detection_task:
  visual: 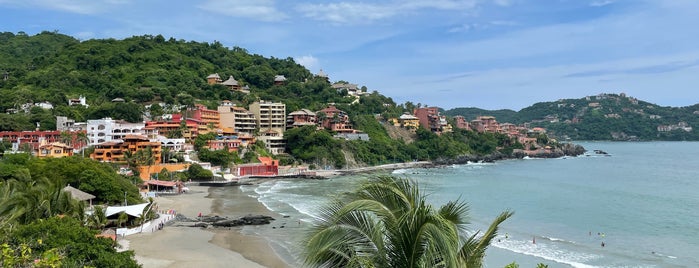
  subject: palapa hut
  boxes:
[63,185,96,207]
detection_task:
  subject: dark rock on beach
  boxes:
[186,214,276,228]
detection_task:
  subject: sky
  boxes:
[2,0,699,111]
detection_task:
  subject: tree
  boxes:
[303,176,512,268]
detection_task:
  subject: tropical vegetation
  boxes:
[303,176,513,268]
[445,93,699,141]
[0,154,146,267]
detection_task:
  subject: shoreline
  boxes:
[122,185,290,268]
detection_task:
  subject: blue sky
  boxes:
[2,0,699,110]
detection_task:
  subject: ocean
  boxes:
[223,142,699,268]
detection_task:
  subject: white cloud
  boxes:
[198,0,287,22]
[296,0,479,24]
[294,55,320,71]
[0,0,130,14]
[590,0,614,7]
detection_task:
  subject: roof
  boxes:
[63,185,95,201]
[206,73,221,79]
[105,203,149,217]
[145,180,177,187]
[316,69,327,78]
[222,76,239,86]
[399,114,418,120]
[274,75,287,82]
[289,109,316,116]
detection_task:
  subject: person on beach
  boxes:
[601,242,605,247]
[532,237,536,244]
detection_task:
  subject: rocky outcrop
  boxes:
[184,214,276,228]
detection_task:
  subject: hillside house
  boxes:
[286,109,317,129]
[317,106,354,133]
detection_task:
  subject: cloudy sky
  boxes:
[2,0,699,110]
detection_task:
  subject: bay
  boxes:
[224,142,699,267]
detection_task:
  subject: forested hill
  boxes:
[445,94,699,141]
[0,31,400,130]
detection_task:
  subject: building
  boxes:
[221,75,242,91]
[413,107,451,133]
[87,118,147,146]
[36,141,73,158]
[68,95,89,108]
[90,135,162,163]
[471,116,500,133]
[249,101,286,134]
[207,138,241,152]
[453,115,471,130]
[274,75,287,85]
[317,106,354,133]
[189,104,220,134]
[206,73,222,85]
[144,114,196,139]
[218,101,257,135]
[257,129,286,155]
[286,109,317,129]
[56,116,87,132]
[398,113,420,129]
[234,157,279,176]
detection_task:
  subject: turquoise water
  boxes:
[230,142,699,267]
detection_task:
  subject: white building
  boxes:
[87,118,147,145]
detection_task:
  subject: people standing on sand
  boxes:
[601,242,605,247]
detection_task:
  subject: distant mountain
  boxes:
[446,93,699,141]
[443,107,518,124]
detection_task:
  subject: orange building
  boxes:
[90,135,162,163]
[145,114,197,139]
[190,104,220,134]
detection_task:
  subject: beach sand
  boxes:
[123,185,291,268]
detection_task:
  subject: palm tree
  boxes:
[59,131,73,146]
[303,176,512,268]
[76,131,89,157]
[87,206,108,230]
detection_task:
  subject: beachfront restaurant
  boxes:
[143,180,184,195]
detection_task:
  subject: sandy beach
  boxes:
[123,185,291,268]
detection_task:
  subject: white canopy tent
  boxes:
[105,203,149,218]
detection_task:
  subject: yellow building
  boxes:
[399,113,420,129]
[36,142,73,158]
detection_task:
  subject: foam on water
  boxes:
[492,237,601,268]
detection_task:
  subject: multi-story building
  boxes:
[471,116,500,133]
[286,109,317,129]
[90,135,162,163]
[56,116,87,132]
[398,113,420,129]
[453,115,471,130]
[257,129,286,155]
[0,130,61,145]
[144,114,197,139]
[87,118,147,146]
[317,106,354,133]
[189,104,220,134]
[218,101,257,135]
[249,101,286,134]
[413,107,451,133]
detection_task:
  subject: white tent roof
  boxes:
[105,203,149,217]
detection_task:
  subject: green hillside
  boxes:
[0,31,557,167]
[446,94,699,141]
